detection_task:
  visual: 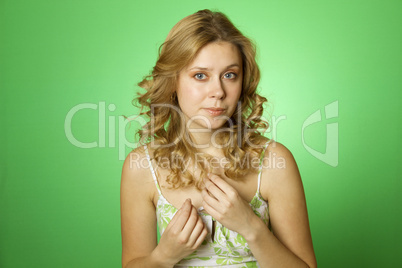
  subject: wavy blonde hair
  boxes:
[135,9,269,190]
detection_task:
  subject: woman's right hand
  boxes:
[152,198,208,267]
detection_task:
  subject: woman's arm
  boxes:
[121,149,208,268]
[120,149,164,268]
[244,142,317,268]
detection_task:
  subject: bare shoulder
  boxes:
[121,145,155,195]
[121,144,159,210]
[122,144,151,184]
[121,144,160,216]
[265,141,298,169]
[260,141,301,198]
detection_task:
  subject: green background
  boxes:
[1,0,401,267]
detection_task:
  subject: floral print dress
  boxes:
[144,143,271,268]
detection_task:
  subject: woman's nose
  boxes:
[209,79,225,99]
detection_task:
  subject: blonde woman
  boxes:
[121,9,316,268]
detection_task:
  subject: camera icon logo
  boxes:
[302,101,339,167]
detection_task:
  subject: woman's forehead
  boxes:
[186,41,242,71]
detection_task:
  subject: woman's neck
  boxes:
[186,128,225,156]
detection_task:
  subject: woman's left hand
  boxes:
[201,173,259,237]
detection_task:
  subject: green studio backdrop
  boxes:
[1,0,401,267]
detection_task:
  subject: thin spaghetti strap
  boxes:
[143,145,162,195]
[257,141,271,194]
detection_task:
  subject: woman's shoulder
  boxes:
[264,140,295,162]
[262,140,299,176]
[123,142,160,167]
[260,141,302,199]
[121,144,156,199]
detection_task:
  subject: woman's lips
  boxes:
[204,108,226,116]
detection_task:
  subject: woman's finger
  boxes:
[180,206,199,241]
[207,174,236,196]
[192,224,208,249]
[202,188,223,213]
[202,198,221,221]
[204,177,226,201]
[169,199,192,233]
[186,216,206,246]
[208,174,240,202]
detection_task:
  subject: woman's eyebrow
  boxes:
[188,64,241,71]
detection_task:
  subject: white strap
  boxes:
[257,142,270,194]
[143,145,162,195]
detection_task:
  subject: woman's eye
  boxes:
[194,73,207,80]
[224,72,237,79]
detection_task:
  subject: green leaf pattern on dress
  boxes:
[157,202,178,232]
[158,191,269,267]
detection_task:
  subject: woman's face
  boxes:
[176,41,243,131]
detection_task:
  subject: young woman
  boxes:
[121,9,316,268]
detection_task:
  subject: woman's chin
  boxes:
[186,119,229,132]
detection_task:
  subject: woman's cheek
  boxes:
[189,88,206,99]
